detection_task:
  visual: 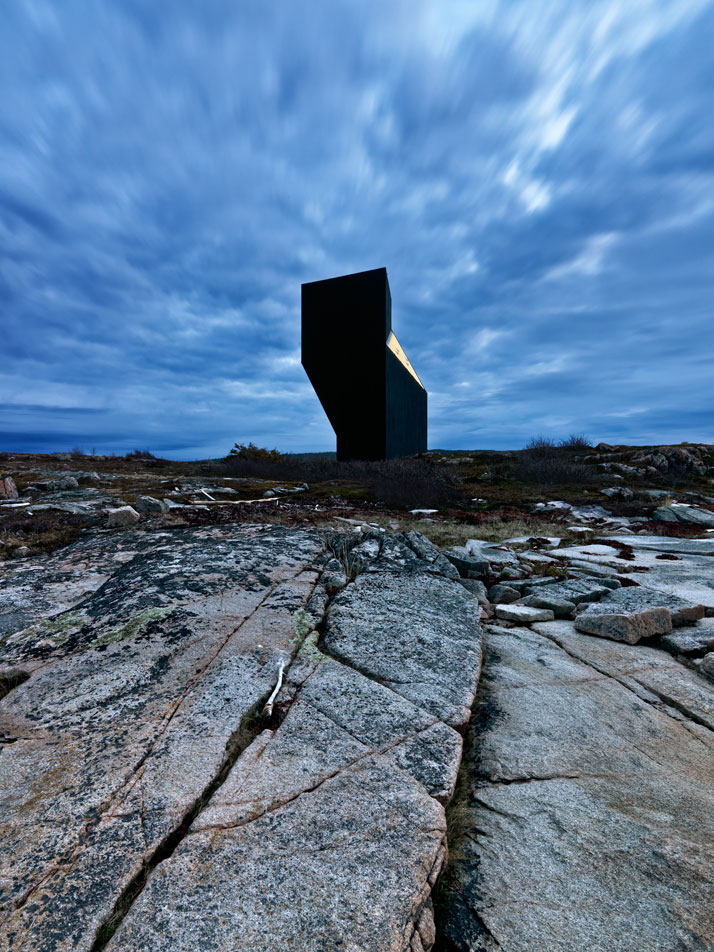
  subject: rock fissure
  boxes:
[112,564,314,805]
[10,559,321,921]
[192,715,444,835]
[88,691,276,952]
[535,626,714,736]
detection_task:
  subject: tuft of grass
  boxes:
[379,515,566,550]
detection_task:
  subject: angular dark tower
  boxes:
[302,267,427,460]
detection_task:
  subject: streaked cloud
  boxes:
[1,0,712,456]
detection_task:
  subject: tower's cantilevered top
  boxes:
[301,267,427,460]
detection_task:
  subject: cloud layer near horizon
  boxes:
[2,0,713,457]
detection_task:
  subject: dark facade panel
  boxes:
[301,267,427,460]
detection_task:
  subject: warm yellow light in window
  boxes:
[387,332,424,389]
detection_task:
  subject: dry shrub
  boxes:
[124,449,157,460]
[558,433,592,449]
[0,509,93,559]
[216,450,460,509]
[514,437,594,486]
[350,458,461,509]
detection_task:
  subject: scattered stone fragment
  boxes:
[502,535,562,548]
[519,593,577,618]
[321,557,348,590]
[403,530,440,563]
[106,505,141,528]
[495,604,555,623]
[574,587,687,643]
[601,486,634,499]
[161,497,184,509]
[30,475,80,492]
[499,565,525,580]
[520,550,557,563]
[458,579,489,604]
[700,653,714,681]
[661,625,714,658]
[488,583,520,604]
[442,547,489,579]
[0,476,19,501]
[428,553,461,581]
[262,483,308,499]
[464,539,519,566]
[588,586,705,627]
[522,578,616,604]
[134,495,164,515]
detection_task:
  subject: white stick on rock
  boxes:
[262,660,285,718]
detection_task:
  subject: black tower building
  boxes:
[301,267,427,460]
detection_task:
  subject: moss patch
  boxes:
[90,606,174,648]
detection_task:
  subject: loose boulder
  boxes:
[573,587,704,644]
[106,505,141,528]
[495,604,555,624]
[0,476,19,501]
[135,495,164,515]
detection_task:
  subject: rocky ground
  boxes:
[1,446,714,950]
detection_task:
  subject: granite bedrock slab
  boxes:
[0,525,483,952]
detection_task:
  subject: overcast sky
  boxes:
[2,0,713,458]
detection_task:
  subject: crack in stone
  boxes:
[11,559,321,920]
[193,718,444,835]
[434,883,504,952]
[473,773,586,787]
[87,692,276,952]
[82,552,345,949]
[533,628,714,738]
[316,638,452,718]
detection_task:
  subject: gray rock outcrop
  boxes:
[0,526,482,951]
[437,621,714,951]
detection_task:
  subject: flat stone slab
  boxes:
[0,524,323,951]
[437,623,714,951]
[575,587,705,643]
[557,538,714,609]
[321,570,483,727]
[495,604,555,624]
[523,577,618,603]
[654,503,714,526]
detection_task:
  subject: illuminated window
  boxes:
[387,332,425,389]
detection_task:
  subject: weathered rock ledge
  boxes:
[3,521,714,950]
[0,525,482,951]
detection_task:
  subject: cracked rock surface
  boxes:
[0,525,482,952]
[436,620,714,951]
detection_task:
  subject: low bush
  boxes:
[227,442,285,463]
[217,447,461,509]
[124,449,157,460]
[514,436,594,486]
[558,433,592,449]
